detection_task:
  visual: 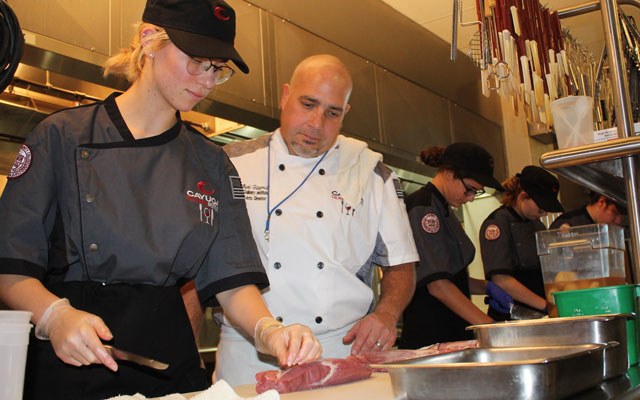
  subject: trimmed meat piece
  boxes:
[360,340,478,366]
[255,356,373,394]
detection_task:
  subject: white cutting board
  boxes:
[233,372,398,400]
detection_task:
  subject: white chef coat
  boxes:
[215,130,418,385]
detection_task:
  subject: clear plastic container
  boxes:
[535,224,626,315]
[550,95,594,149]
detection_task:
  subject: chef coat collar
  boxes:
[95,92,182,148]
[271,128,339,160]
[505,205,526,222]
[426,182,450,217]
[581,206,596,224]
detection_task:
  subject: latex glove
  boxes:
[254,317,322,367]
[35,298,117,371]
[343,311,397,354]
[485,281,513,314]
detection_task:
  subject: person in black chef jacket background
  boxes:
[0,1,320,399]
[550,191,624,229]
[398,143,513,349]
[480,166,563,321]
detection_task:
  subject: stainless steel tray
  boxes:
[467,314,632,380]
[374,344,613,400]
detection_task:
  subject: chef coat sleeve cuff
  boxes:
[197,272,270,307]
[484,269,514,279]
[0,258,45,280]
[418,271,454,287]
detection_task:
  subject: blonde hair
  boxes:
[103,22,170,82]
[500,175,523,207]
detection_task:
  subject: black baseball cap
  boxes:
[142,0,249,73]
[442,142,504,191]
[518,166,564,212]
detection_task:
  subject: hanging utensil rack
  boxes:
[540,0,640,281]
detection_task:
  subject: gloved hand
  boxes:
[35,298,117,371]
[254,317,322,367]
[485,281,513,314]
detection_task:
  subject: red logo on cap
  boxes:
[214,6,230,21]
[488,157,494,168]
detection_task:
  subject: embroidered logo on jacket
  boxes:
[229,176,245,199]
[331,191,355,216]
[485,224,501,240]
[422,213,440,233]
[186,181,218,225]
[8,144,32,179]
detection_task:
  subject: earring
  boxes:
[148,53,153,58]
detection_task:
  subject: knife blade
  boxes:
[509,303,546,320]
[104,345,169,370]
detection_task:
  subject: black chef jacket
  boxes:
[480,206,546,321]
[550,207,594,229]
[0,93,268,399]
[399,183,475,349]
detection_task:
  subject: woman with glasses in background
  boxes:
[479,166,563,321]
[0,1,320,399]
[398,143,512,350]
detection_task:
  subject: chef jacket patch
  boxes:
[421,213,440,233]
[393,178,404,199]
[229,176,245,199]
[485,224,501,240]
[8,144,32,179]
[186,181,218,225]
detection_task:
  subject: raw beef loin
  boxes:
[255,356,373,394]
[360,339,478,366]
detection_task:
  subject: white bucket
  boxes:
[550,95,595,149]
[0,323,32,400]
[0,310,32,324]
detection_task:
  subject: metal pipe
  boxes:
[558,0,640,19]
[600,0,640,281]
[540,136,640,168]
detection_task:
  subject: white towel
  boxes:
[104,380,279,400]
[192,380,279,400]
[336,135,383,208]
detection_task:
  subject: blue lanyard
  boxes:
[264,134,328,241]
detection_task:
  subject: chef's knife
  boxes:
[104,345,169,370]
[509,303,546,320]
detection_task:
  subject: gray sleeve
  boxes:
[0,122,58,279]
[480,212,515,277]
[195,150,268,307]
[409,205,454,286]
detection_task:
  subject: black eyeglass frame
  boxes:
[459,177,486,197]
[186,57,235,84]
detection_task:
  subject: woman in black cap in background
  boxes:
[398,143,513,350]
[480,166,563,321]
[0,1,320,399]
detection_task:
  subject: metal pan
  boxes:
[373,343,614,400]
[467,313,632,379]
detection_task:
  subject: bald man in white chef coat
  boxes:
[190,54,419,386]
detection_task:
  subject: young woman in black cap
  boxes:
[0,1,320,398]
[480,166,564,321]
[398,143,512,349]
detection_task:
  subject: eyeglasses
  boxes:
[186,57,235,85]
[459,178,485,197]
